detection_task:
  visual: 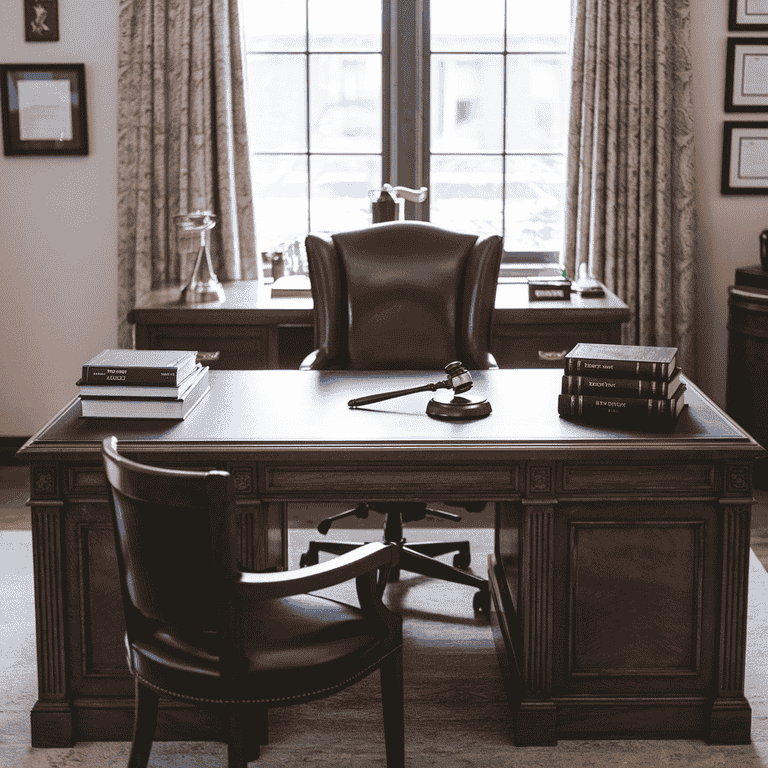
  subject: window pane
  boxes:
[506,55,569,152]
[430,155,503,237]
[243,0,306,52]
[308,0,381,52]
[247,55,307,152]
[309,54,382,153]
[431,0,505,52]
[507,0,570,52]
[431,55,503,153]
[504,155,566,252]
[251,155,309,253]
[310,156,382,234]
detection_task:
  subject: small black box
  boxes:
[527,279,571,301]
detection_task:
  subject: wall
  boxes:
[0,0,118,436]
[0,0,762,436]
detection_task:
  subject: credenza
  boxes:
[17,369,764,748]
[128,280,630,369]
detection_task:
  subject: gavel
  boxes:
[348,361,473,408]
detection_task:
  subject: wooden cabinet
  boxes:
[129,280,629,369]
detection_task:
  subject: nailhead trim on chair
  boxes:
[135,644,403,705]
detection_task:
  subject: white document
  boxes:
[747,0,768,14]
[738,137,768,180]
[742,53,768,97]
[17,80,72,141]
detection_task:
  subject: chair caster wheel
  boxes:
[473,589,490,617]
[299,552,317,568]
[453,552,471,569]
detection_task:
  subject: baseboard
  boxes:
[0,437,29,466]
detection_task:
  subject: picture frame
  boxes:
[0,63,88,156]
[24,0,59,42]
[726,38,768,111]
[721,121,768,194]
[729,0,768,31]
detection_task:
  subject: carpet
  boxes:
[2,528,768,767]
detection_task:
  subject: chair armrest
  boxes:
[235,542,398,601]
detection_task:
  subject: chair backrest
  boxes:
[101,436,236,634]
[305,221,503,370]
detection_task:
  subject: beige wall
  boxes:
[0,0,762,435]
[0,0,118,435]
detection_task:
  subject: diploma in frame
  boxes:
[0,63,88,156]
[722,121,768,194]
[726,38,768,111]
[730,0,768,31]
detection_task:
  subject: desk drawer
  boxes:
[264,464,519,497]
[493,324,619,368]
[561,464,718,494]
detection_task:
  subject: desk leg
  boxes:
[708,500,752,745]
[31,500,75,747]
[515,501,557,746]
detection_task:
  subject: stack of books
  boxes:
[77,349,210,419]
[558,343,686,431]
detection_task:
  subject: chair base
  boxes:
[300,537,490,615]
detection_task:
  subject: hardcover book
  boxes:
[81,349,198,386]
[561,368,682,399]
[564,343,678,381]
[78,365,207,399]
[558,382,687,431]
[79,371,210,419]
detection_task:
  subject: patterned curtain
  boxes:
[117,0,258,348]
[564,0,697,375]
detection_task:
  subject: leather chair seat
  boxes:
[130,594,398,705]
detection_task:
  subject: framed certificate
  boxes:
[722,121,768,194]
[730,0,768,31]
[726,38,768,111]
[0,63,88,156]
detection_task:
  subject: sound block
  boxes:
[426,391,492,420]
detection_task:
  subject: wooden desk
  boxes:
[128,280,630,369]
[17,369,762,747]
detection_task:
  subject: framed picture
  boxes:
[722,121,768,194]
[0,64,88,156]
[24,0,59,42]
[730,0,768,31]
[726,38,768,111]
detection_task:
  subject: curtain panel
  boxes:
[565,0,697,375]
[117,0,257,348]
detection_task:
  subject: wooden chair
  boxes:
[300,221,503,615]
[101,436,404,768]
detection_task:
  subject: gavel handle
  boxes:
[348,380,449,408]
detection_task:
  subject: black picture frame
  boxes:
[0,63,88,156]
[729,0,768,31]
[721,121,768,194]
[24,0,59,42]
[726,38,768,111]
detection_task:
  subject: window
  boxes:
[242,0,571,279]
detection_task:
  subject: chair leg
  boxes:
[226,707,251,768]
[127,678,159,768]
[380,648,405,768]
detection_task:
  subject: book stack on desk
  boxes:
[77,349,210,419]
[558,343,686,431]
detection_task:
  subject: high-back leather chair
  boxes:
[300,221,503,615]
[101,436,404,768]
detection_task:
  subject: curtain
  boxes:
[564,0,697,375]
[117,0,258,348]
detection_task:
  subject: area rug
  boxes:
[2,528,768,767]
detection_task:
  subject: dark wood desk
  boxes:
[17,369,763,747]
[128,280,630,369]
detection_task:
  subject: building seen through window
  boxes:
[242,0,571,279]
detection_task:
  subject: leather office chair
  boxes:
[299,221,503,615]
[101,436,404,768]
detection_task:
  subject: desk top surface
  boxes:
[18,369,763,461]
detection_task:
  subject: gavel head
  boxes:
[444,361,473,394]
